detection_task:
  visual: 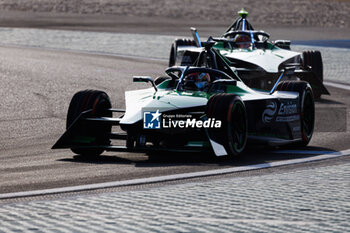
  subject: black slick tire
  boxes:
[67,89,112,157]
[168,38,196,67]
[206,94,248,157]
[276,81,315,146]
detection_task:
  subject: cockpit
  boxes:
[162,67,238,93]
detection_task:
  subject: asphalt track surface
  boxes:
[0,41,349,196]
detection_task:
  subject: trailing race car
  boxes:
[168,9,329,99]
[52,42,315,158]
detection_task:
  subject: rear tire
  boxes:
[67,90,112,156]
[276,81,315,146]
[168,38,196,67]
[206,94,248,157]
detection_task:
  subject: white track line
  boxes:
[269,150,335,155]
[324,81,350,91]
[1,149,349,200]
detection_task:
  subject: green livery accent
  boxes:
[176,90,211,98]
[225,85,248,95]
[157,80,171,89]
[238,8,248,18]
[186,141,210,147]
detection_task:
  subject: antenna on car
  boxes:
[238,8,249,18]
[191,27,202,47]
[223,8,254,36]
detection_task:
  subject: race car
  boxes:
[52,43,315,158]
[168,9,329,99]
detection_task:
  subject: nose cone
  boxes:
[157,92,208,108]
[120,89,209,125]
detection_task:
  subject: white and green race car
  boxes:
[52,43,315,158]
[169,9,329,99]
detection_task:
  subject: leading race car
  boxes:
[169,9,329,99]
[52,42,315,158]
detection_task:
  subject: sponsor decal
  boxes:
[276,102,299,122]
[278,103,298,115]
[143,110,161,129]
[163,118,221,128]
[262,101,299,124]
[143,109,221,129]
[262,101,277,124]
[276,115,300,122]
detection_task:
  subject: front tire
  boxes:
[206,94,248,157]
[67,90,112,157]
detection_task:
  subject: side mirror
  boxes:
[273,40,291,50]
[133,76,158,92]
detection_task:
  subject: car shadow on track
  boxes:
[58,146,337,168]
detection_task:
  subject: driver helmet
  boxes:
[195,73,210,90]
[234,34,251,49]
